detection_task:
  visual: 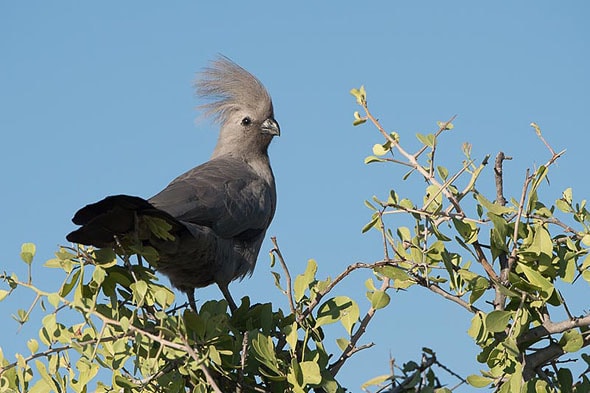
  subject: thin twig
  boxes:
[299,261,385,322]
[494,152,509,206]
[379,208,391,261]
[270,237,295,315]
[416,276,480,314]
[472,241,499,282]
[493,152,510,310]
[329,277,389,376]
[181,335,223,393]
[237,331,249,393]
[509,169,532,272]
[363,107,465,217]
[386,354,436,393]
[414,115,457,159]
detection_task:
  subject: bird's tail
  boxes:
[66,195,181,249]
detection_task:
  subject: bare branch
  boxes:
[414,276,480,314]
[493,151,510,311]
[472,241,499,282]
[523,335,590,381]
[518,313,590,345]
[329,276,389,376]
[270,237,296,315]
[494,152,510,206]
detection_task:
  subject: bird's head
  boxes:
[196,56,280,158]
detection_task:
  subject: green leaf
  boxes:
[114,375,138,389]
[364,155,386,164]
[130,280,148,305]
[562,187,573,204]
[34,360,59,392]
[424,184,442,213]
[353,111,367,125]
[437,166,449,180]
[375,265,410,281]
[316,296,359,335]
[353,118,367,126]
[20,243,36,265]
[364,200,377,211]
[27,338,39,354]
[154,286,174,308]
[518,263,554,295]
[562,256,576,284]
[485,310,512,333]
[399,198,414,210]
[92,266,106,286]
[372,143,390,156]
[416,133,436,147]
[559,329,584,352]
[362,215,379,233]
[370,290,390,310]
[60,269,81,297]
[556,368,573,391]
[555,198,572,213]
[361,374,390,390]
[437,120,454,130]
[350,85,366,105]
[397,226,411,241]
[143,216,175,241]
[294,259,317,302]
[532,225,553,259]
[285,322,298,352]
[452,218,478,244]
[466,374,493,388]
[92,248,117,265]
[336,337,350,352]
[475,193,513,215]
[300,361,322,385]
[0,290,9,302]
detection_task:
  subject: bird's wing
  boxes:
[148,158,275,239]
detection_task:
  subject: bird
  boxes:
[66,56,280,312]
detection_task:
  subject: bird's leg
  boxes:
[187,289,198,313]
[218,283,238,313]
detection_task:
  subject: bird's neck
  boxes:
[245,153,275,186]
[211,150,275,187]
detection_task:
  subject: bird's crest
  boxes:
[196,56,273,124]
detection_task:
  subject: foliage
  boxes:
[351,86,590,392]
[1,86,589,393]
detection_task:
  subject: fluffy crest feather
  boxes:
[196,56,273,124]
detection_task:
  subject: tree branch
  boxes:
[270,237,296,315]
[523,335,590,381]
[328,276,388,376]
[493,151,510,311]
[518,314,590,346]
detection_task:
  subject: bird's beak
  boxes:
[261,118,280,137]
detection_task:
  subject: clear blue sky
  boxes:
[1,2,589,391]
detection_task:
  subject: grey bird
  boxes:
[66,57,280,312]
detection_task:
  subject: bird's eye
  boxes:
[241,117,252,126]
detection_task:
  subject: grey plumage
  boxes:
[66,57,280,311]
